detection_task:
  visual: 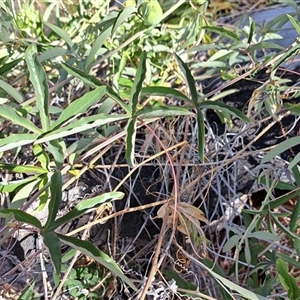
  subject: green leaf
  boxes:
[50,192,124,230]
[196,108,205,162]
[247,17,256,44]
[0,79,23,103]
[163,270,197,291]
[0,134,38,153]
[248,231,280,241]
[47,140,64,169]
[85,25,112,69]
[291,164,300,186]
[57,234,137,291]
[202,25,240,42]
[141,86,192,104]
[277,253,300,270]
[10,178,40,210]
[271,43,300,71]
[284,102,300,116]
[42,231,61,274]
[0,58,23,76]
[223,234,241,252]
[276,258,300,300]
[287,14,300,36]
[25,44,50,131]
[39,47,68,63]
[174,53,198,106]
[192,252,268,299]
[18,280,36,300]
[290,195,300,232]
[261,136,300,164]
[294,239,300,258]
[43,22,78,56]
[268,190,300,211]
[0,209,42,229]
[0,176,40,193]
[35,114,128,144]
[244,238,251,265]
[125,117,137,167]
[33,144,50,170]
[138,0,163,26]
[52,86,106,129]
[0,163,47,174]
[43,171,62,230]
[198,101,250,123]
[136,106,192,118]
[112,5,136,36]
[0,105,42,134]
[247,41,284,52]
[288,152,300,170]
[61,63,130,114]
[271,214,300,240]
[130,51,147,115]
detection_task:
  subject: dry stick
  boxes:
[138,214,169,300]
[66,199,169,236]
[138,120,181,300]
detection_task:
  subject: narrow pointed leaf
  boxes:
[33,144,50,170]
[136,106,192,118]
[261,136,300,164]
[287,14,300,36]
[42,231,61,274]
[290,195,300,232]
[61,63,130,114]
[57,234,137,290]
[50,192,124,230]
[35,114,128,144]
[0,134,38,153]
[174,53,198,105]
[198,101,249,122]
[130,51,147,115]
[0,163,47,174]
[25,44,50,131]
[39,47,68,63]
[190,250,268,300]
[43,171,62,230]
[271,43,300,71]
[0,105,42,134]
[0,176,40,193]
[223,235,241,252]
[0,57,23,76]
[294,239,300,258]
[125,118,137,167]
[47,140,64,169]
[141,86,192,104]
[196,108,205,162]
[112,6,136,35]
[52,86,105,128]
[0,79,23,103]
[85,25,112,69]
[276,258,300,299]
[248,231,280,241]
[277,253,300,270]
[52,86,106,128]
[0,209,42,229]
[44,22,77,55]
[18,280,35,299]
[202,25,240,41]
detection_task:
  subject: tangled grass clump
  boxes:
[0,0,300,299]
